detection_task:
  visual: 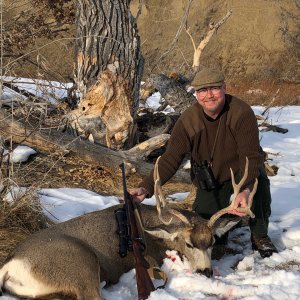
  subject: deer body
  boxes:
[0,203,234,300]
[0,157,256,299]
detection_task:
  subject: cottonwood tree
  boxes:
[68,0,144,150]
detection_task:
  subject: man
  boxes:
[130,67,277,258]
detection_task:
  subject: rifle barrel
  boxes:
[120,162,155,299]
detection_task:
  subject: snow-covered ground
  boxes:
[1,77,72,104]
[1,83,299,299]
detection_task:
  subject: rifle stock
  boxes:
[133,243,156,299]
[120,162,155,300]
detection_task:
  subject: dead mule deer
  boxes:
[0,157,257,299]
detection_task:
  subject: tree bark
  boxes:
[69,0,143,150]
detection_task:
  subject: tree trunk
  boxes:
[69,0,143,150]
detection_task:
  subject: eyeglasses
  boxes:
[196,86,223,98]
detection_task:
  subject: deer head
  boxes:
[145,156,257,277]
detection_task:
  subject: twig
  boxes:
[259,122,288,134]
[150,0,193,72]
[264,150,281,157]
[135,0,143,21]
[185,27,196,51]
[262,88,280,116]
[3,35,123,70]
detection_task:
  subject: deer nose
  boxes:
[197,268,213,277]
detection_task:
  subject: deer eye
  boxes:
[186,242,194,249]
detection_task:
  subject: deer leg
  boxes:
[76,289,102,300]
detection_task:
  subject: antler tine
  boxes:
[154,156,167,208]
[248,178,258,208]
[237,177,258,218]
[230,156,249,202]
[153,157,191,226]
[207,157,257,229]
[154,156,173,225]
[167,208,191,226]
[207,207,230,229]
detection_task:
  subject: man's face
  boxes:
[195,85,226,117]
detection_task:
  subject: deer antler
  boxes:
[154,156,191,226]
[207,157,258,229]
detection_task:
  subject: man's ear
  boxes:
[222,83,226,93]
[213,217,240,237]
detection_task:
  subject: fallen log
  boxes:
[140,74,195,113]
[259,122,288,134]
[136,111,179,140]
[124,134,171,160]
[0,110,191,184]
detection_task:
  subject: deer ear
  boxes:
[213,217,241,237]
[184,235,193,247]
[145,229,179,241]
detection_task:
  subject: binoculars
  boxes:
[192,159,219,190]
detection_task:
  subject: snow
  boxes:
[1,84,300,300]
[38,188,120,222]
[3,145,36,163]
[0,77,72,104]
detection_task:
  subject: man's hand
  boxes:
[129,187,149,203]
[227,188,251,217]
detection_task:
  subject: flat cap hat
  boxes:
[191,67,225,90]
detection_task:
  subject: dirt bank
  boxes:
[4,0,300,105]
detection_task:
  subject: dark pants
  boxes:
[192,168,271,237]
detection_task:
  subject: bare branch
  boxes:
[262,88,281,116]
[124,134,170,160]
[185,27,196,51]
[135,0,143,21]
[193,10,232,70]
[151,0,193,72]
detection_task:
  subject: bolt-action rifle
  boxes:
[119,162,155,300]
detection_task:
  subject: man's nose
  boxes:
[207,89,214,97]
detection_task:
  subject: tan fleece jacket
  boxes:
[139,94,265,196]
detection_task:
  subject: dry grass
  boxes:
[275,261,300,271]
[0,187,52,265]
